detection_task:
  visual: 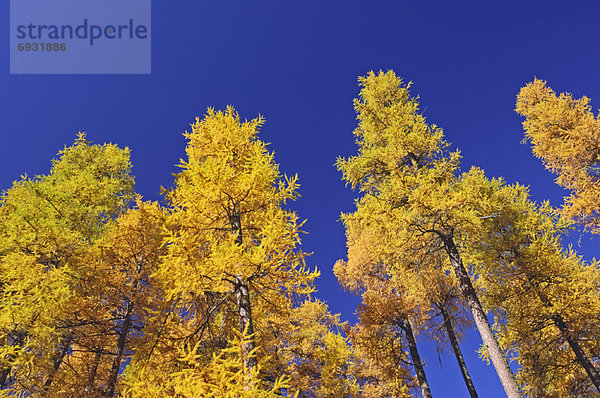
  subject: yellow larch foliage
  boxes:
[157,106,317,300]
[277,299,359,398]
[0,134,135,396]
[334,200,428,396]
[516,79,600,233]
[126,107,325,395]
[123,329,292,398]
[46,200,168,398]
[463,180,600,396]
[337,70,521,397]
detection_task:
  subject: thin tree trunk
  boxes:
[0,329,28,388]
[106,257,144,397]
[230,206,257,371]
[441,233,521,398]
[439,304,478,398]
[0,368,10,388]
[535,285,600,393]
[42,334,72,393]
[553,314,600,393]
[105,300,134,397]
[236,276,257,370]
[85,347,102,395]
[399,317,432,398]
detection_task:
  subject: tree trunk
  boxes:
[85,347,102,395]
[0,368,10,388]
[106,257,144,397]
[42,334,72,393]
[535,285,600,393]
[230,206,257,371]
[441,233,521,398]
[399,317,432,398]
[236,276,257,370]
[0,329,28,388]
[553,314,600,393]
[440,304,478,398]
[105,299,135,397]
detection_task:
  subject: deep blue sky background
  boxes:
[2,1,600,396]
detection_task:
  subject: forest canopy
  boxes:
[0,72,599,397]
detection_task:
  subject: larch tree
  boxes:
[335,198,477,398]
[124,107,345,397]
[26,200,168,398]
[514,79,600,393]
[334,218,430,397]
[417,253,478,398]
[349,316,413,398]
[101,201,168,397]
[336,70,522,397]
[0,134,135,396]
[516,79,600,234]
[277,299,359,398]
[52,200,168,398]
[462,178,600,396]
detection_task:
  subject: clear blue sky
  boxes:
[2,1,600,396]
